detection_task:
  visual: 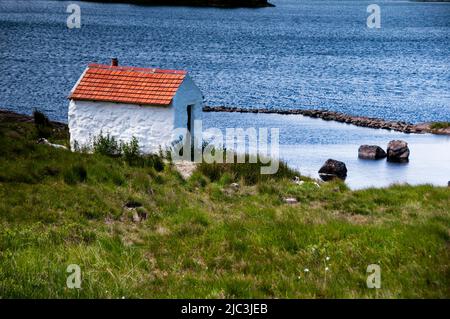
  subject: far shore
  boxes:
[76,0,275,8]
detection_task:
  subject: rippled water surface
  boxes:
[0,0,449,122]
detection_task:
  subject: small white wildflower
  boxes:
[297,276,301,279]
[325,267,329,272]
[121,296,125,299]
[304,268,309,273]
[326,256,330,261]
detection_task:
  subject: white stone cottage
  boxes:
[68,59,203,153]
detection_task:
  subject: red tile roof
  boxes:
[69,63,187,106]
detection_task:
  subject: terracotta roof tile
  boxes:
[69,63,187,106]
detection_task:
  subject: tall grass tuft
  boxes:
[63,164,87,184]
[121,136,140,165]
[196,153,299,185]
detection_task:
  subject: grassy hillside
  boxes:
[0,112,449,298]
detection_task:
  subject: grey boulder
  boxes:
[387,140,410,162]
[358,145,387,160]
[318,159,347,181]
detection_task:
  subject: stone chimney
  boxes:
[111,58,118,67]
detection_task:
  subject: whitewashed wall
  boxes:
[68,100,174,153]
[172,75,204,141]
[68,74,203,154]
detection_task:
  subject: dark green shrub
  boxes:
[122,138,164,170]
[219,172,234,185]
[33,109,50,126]
[73,164,87,182]
[93,134,121,157]
[148,155,165,171]
[33,109,52,138]
[121,137,140,165]
[91,135,165,171]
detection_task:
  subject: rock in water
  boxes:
[387,140,410,162]
[318,159,347,181]
[358,145,387,160]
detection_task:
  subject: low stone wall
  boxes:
[203,106,450,135]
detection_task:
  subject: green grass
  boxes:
[0,118,449,298]
[196,153,300,185]
[430,122,450,130]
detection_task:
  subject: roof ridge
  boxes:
[88,63,187,75]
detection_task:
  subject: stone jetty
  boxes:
[203,106,450,135]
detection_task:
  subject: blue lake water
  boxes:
[203,112,450,189]
[0,0,449,122]
[1,0,450,188]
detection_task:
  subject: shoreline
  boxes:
[0,109,67,130]
[2,108,450,189]
[203,106,450,136]
[2,107,450,136]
